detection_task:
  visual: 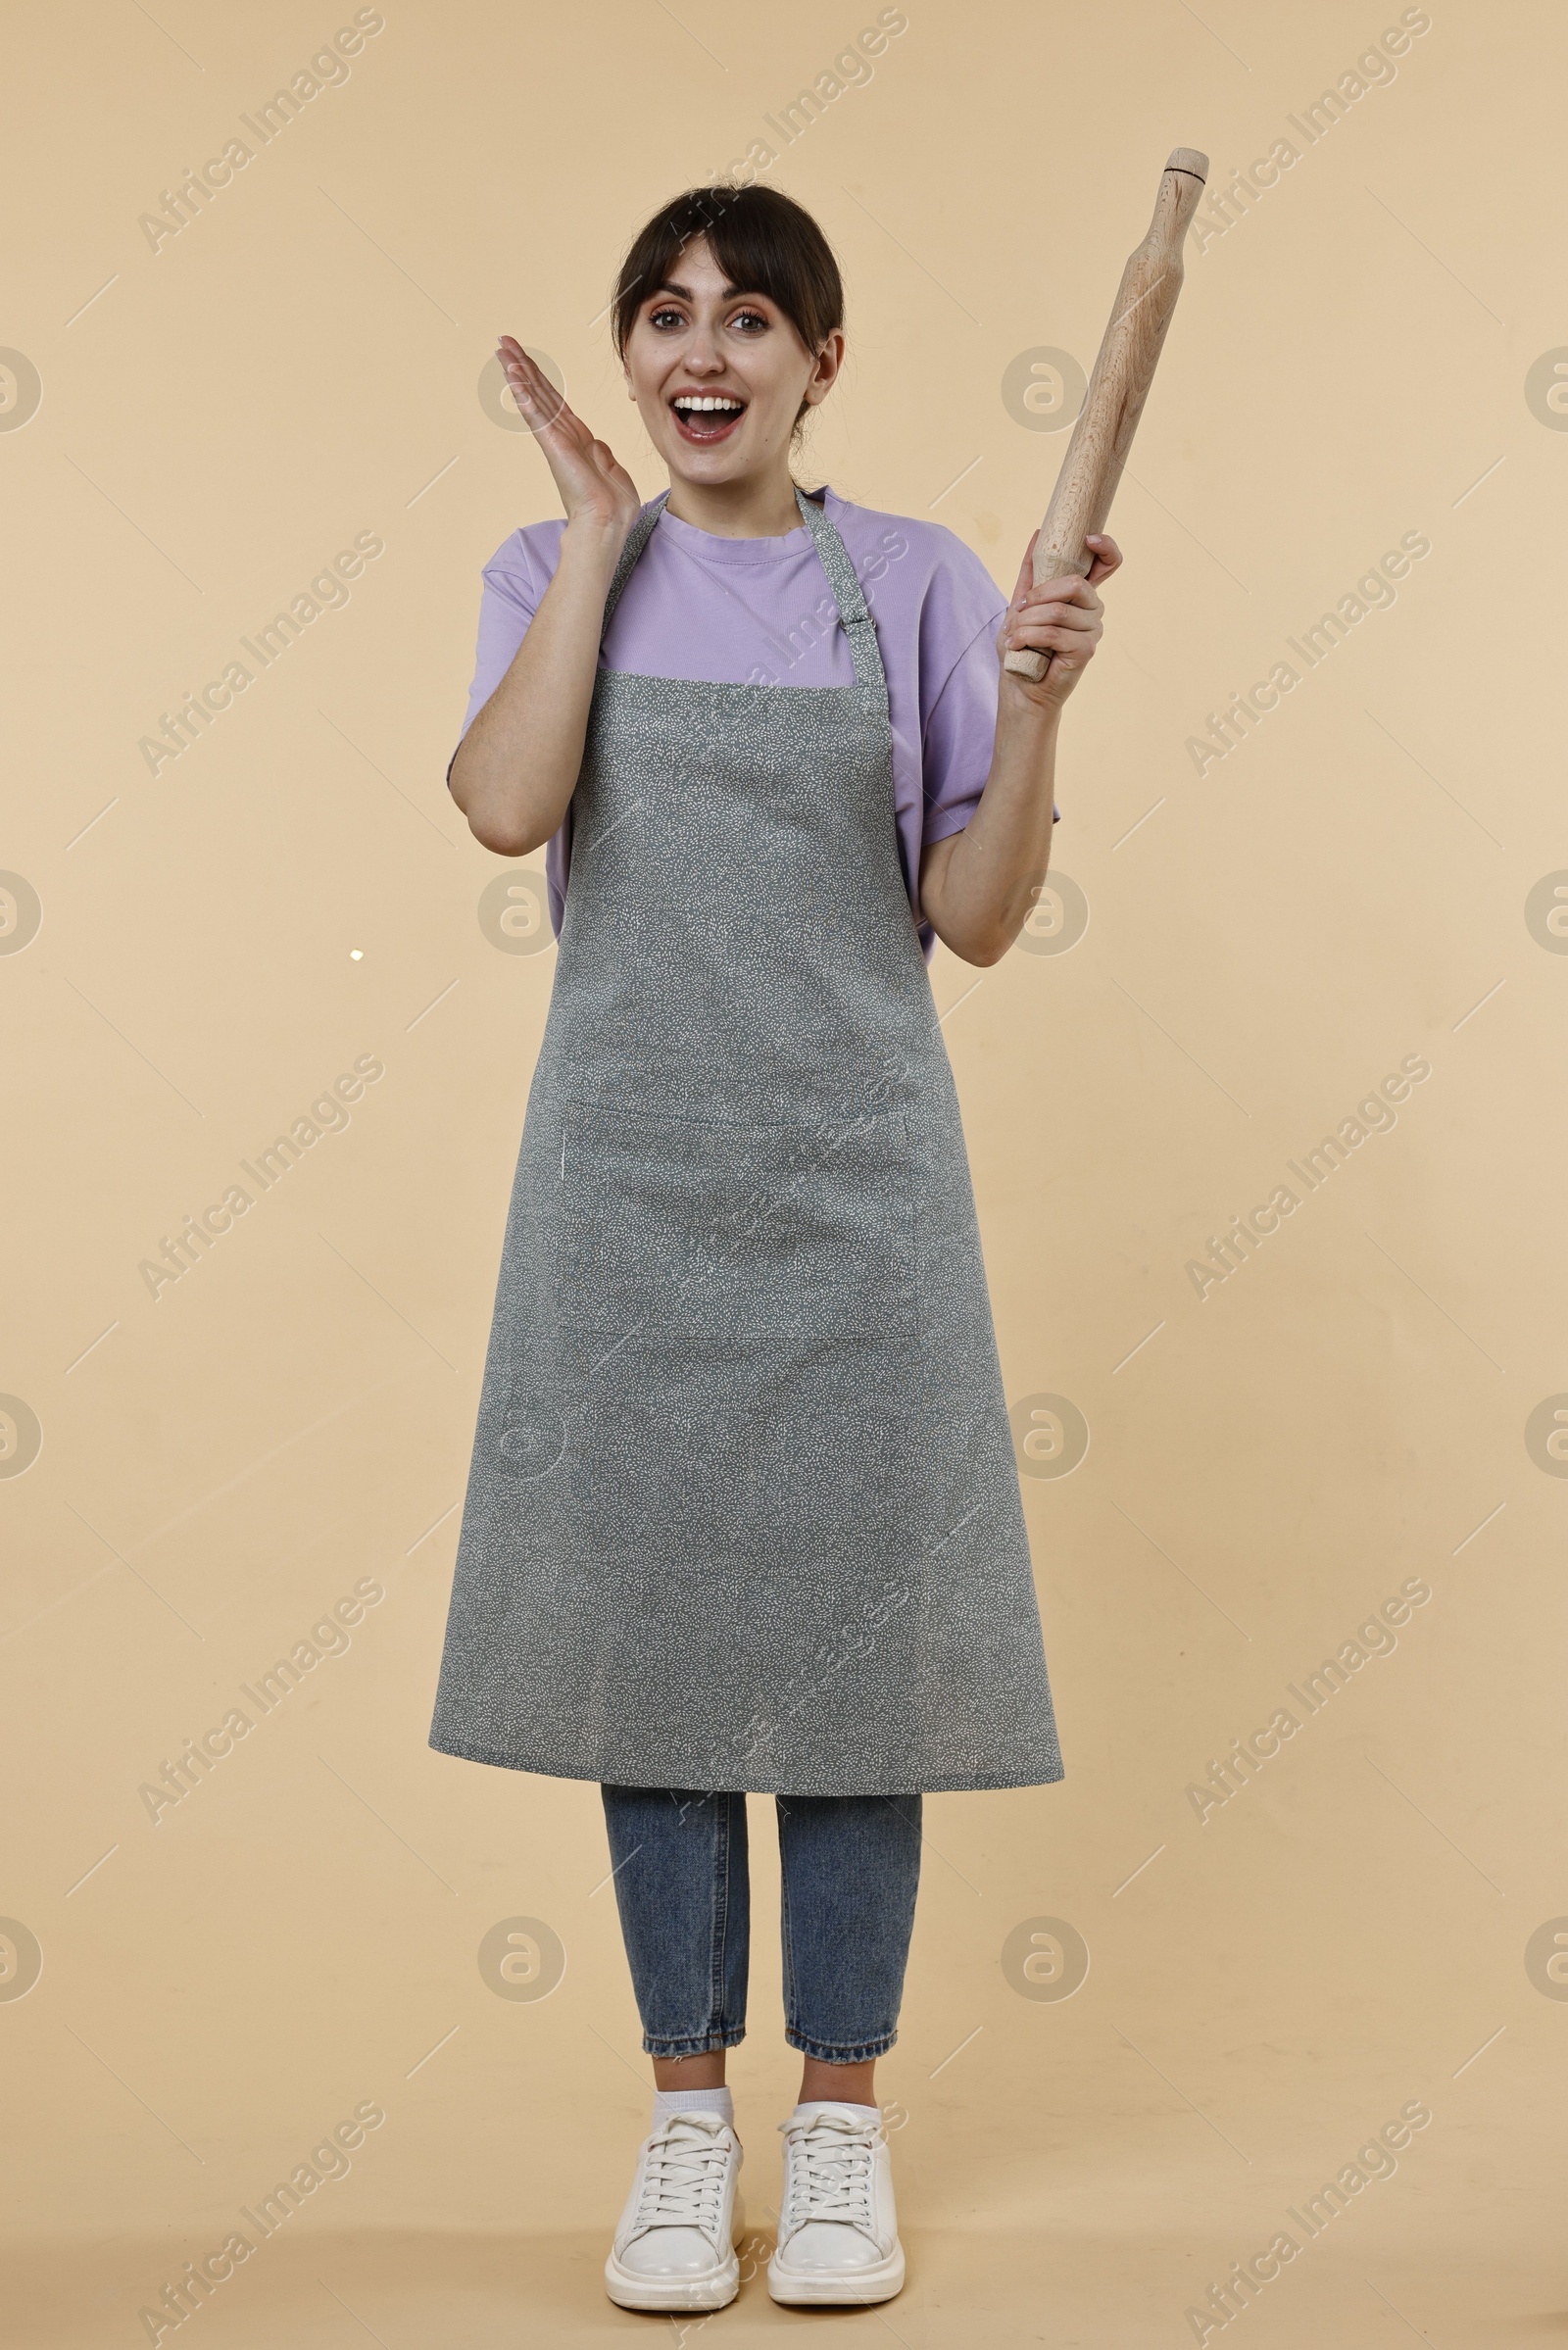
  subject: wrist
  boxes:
[560,514,630,573]
[997,673,1063,733]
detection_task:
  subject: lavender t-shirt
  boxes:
[452,484,1057,962]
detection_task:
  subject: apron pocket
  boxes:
[557,1102,917,1356]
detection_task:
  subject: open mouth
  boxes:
[669,392,747,445]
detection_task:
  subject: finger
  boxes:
[1006,619,1102,658]
[1020,602,1100,638]
[1083,532,1124,586]
[497,336,555,394]
[1022,584,1100,621]
[498,333,556,382]
[497,338,571,432]
[1023,572,1101,611]
[1005,643,1097,673]
[500,367,567,433]
[1024,601,1100,639]
[497,349,563,413]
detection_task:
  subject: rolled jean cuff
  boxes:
[783,2026,899,2063]
[642,2026,747,2059]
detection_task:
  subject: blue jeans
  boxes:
[600,1787,922,2065]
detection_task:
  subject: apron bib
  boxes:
[429,487,1062,1795]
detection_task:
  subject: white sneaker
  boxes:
[604,2110,745,2312]
[767,2103,905,2305]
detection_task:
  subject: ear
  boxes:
[803,329,845,410]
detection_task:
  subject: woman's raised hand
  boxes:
[496,334,642,544]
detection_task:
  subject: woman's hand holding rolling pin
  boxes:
[495,335,642,548]
[998,529,1123,711]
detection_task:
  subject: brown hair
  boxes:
[612,185,844,426]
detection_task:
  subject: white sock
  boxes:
[653,2084,734,2130]
[795,2099,880,2123]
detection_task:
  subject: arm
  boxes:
[917,531,1122,966]
[449,339,642,857]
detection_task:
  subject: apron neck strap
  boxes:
[792,485,888,705]
[600,491,671,635]
[598,484,889,710]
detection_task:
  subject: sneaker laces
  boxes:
[779,2111,878,2233]
[631,2113,732,2237]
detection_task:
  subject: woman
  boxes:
[428,183,1119,2313]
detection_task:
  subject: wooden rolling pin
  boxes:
[1005,147,1208,681]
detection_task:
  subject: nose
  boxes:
[682,319,725,375]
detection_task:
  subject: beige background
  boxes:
[5,0,1566,2341]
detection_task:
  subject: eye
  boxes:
[648,305,686,330]
[729,308,769,333]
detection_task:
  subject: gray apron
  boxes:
[428,486,1062,1796]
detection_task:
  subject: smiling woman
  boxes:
[611,185,846,465]
[428,180,1114,2317]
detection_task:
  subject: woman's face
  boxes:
[622,234,842,491]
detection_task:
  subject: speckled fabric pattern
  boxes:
[428,486,1062,1795]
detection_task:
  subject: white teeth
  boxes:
[673,396,743,413]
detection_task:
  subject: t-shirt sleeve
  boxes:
[919,560,1060,844]
[446,536,546,786]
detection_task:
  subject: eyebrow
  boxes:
[650,280,766,306]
